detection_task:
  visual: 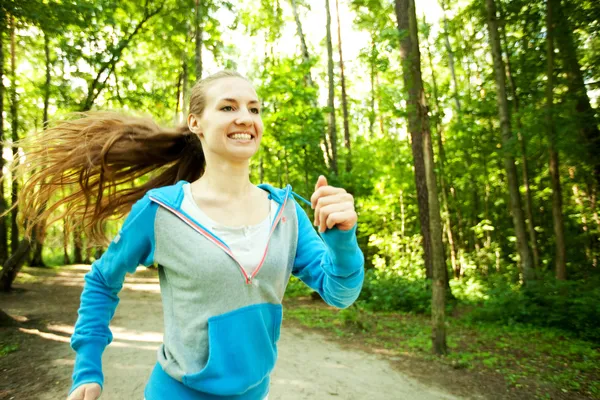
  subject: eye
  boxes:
[221,105,234,111]
[250,107,260,114]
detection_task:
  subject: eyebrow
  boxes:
[219,98,261,105]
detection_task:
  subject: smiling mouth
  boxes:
[227,132,254,140]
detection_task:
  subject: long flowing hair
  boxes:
[5,70,246,245]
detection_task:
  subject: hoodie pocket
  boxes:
[182,303,283,396]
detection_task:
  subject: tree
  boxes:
[546,0,567,279]
[9,15,19,257]
[195,0,203,80]
[554,0,600,187]
[484,0,534,283]
[325,0,338,175]
[335,0,351,172]
[499,5,540,269]
[396,0,447,355]
[0,7,9,264]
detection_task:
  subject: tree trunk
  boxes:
[289,0,329,167]
[0,13,8,265]
[9,16,18,256]
[439,0,461,113]
[484,0,535,283]
[195,0,203,81]
[424,26,459,280]
[63,222,70,265]
[546,0,566,280]
[175,70,183,123]
[588,182,599,268]
[30,35,51,268]
[335,0,351,172]
[499,11,540,270]
[182,55,189,116]
[289,0,314,87]
[396,0,447,355]
[554,0,600,187]
[325,0,338,175]
[73,227,83,264]
[0,239,32,292]
[369,41,376,138]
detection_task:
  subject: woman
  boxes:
[13,70,364,400]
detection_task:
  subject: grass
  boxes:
[283,278,600,400]
[0,343,19,357]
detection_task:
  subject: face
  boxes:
[188,77,264,163]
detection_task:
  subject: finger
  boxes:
[314,175,327,192]
[67,387,84,400]
[314,194,353,226]
[318,203,350,232]
[311,186,346,209]
[325,210,357,230]
[83,386,101,400]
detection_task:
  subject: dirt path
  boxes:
[1,266,466,400]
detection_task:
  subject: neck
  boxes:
[192,160,253,199]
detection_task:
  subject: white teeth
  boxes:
[229,133,252,140]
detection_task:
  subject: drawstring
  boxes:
[291,190,312,208]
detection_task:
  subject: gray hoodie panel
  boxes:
[153,197,298,381]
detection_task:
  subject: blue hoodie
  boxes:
[69,181,364,399]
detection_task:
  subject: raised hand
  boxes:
[310,175,357,233]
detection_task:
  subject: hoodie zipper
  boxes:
[149,186,290,285]
[247,187,290,282]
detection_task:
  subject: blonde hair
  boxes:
[7,70,249,245]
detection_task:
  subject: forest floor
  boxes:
[0,266,596,400]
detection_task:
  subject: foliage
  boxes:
[467,272,600,342]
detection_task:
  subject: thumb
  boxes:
[315,175,328,191]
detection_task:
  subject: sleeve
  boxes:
[292,200,365,309]
[68,195,157,396]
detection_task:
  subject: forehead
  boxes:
[205,77,259,104]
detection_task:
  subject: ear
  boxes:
[187,114,203,136]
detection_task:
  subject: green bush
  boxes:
[359,269,432,313]
[468,273,600,343]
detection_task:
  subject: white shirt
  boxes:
[180,183,278,275]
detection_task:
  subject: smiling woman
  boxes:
[6,70,364,400]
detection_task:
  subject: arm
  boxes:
[69,195,157,395]
[292,199,364,309]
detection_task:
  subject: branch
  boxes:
[82,2,164,110]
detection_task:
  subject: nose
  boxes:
[235,108,254,127]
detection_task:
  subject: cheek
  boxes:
[256,120,265,136]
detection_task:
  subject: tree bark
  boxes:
[499,11,540,270]
[289,0,314,87]
[335,0,351,172]
[182,54,189,117]
[63,223,70,265]
[195,0,203,81]
[9,15,18,256]
[546,0,567,280]
[484,0,535,283]
[425,27,459,280]
[396,0,447,355]
[0,238,31,292]
[369,41,376,138]
[439,0,461,113]
[0,13,8,265]
[554,0,600,187]
[73,226,83,264]
[31,35,53,267]
[289,0,329,167]
[325,0,338,175]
